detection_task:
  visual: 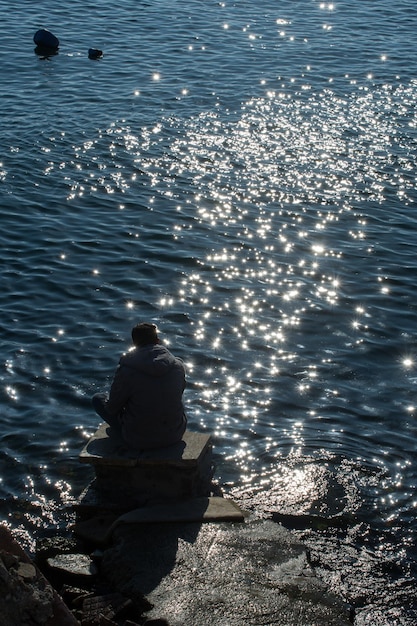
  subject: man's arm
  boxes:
[105,363,131,417]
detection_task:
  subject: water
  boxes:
[1,0,417,622]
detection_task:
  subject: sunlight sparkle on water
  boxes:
[6,386,18,401]
[312,244,325,255]
[56,76,417,515]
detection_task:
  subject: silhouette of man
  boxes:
[92,323,187,449]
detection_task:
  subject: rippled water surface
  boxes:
[1,0,417,622]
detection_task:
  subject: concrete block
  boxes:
[74,497,245,545]
[80,423,212,467]
[79,425,213,501]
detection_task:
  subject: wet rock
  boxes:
[88,48,103,59]
[0,525,79,625]
[100,518,352,625]
[36,533,87,567]
[46,553,98,588]
[33,29,59,50]
[1,550,19,569]
[16,561,37,581]
[61,583,94,607]
[272,511,357,532]
[81,592,134,624]
[0,549,55,625]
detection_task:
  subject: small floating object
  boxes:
[33,29,60,51]
[88,48,103,60]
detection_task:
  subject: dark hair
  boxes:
[131,322,159,346]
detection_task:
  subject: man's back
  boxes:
[106,343,187,449]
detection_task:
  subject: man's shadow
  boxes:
[81,424,211,594]
[107,518,203,595]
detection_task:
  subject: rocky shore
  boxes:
[0,426,355,625]
[1,498,353,626]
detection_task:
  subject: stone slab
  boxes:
[74,497,245,545]
[79,423,212,468]
[46,553,98,579]
[116,496,244,524]
[79,426,214,502]
[100,518,352,626]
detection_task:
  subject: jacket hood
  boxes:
[120,344,179,377]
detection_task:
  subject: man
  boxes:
[92,323,187,450]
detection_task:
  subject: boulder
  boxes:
[33,29,59,51]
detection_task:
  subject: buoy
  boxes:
[33,29,59,51]
[88,48,103,60]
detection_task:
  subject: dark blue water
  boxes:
[1,1,417,622]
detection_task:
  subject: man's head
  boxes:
[131,322,159,347]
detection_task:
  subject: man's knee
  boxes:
[92,392,107,415]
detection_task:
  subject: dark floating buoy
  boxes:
[88,48,103,60]
[33,29,60,51]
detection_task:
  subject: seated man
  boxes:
[92,323,187,450]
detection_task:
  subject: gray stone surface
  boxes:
[0,549,54,625]
[110,496,245,524]
[79,426,214,501]
[80,424,212,468]
[0,525,79,626]
[74,497,245,545]
[46,553,98,579]
[100,518,352,626]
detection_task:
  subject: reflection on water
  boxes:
[1,0,417,620]
[229,453,415,622]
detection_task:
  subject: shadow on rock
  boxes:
[101,521,201,597]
